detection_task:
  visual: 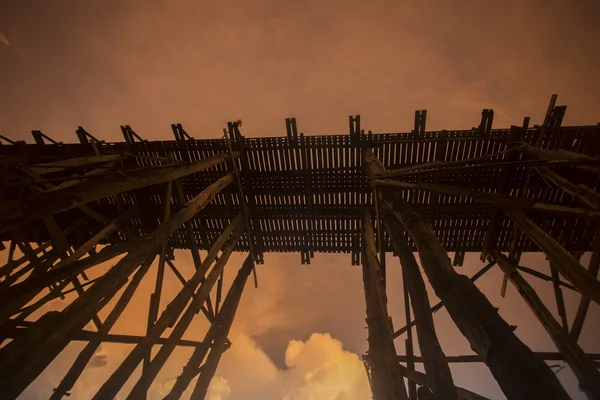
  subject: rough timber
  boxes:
[1,99,600,400]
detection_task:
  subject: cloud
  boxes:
[215,333,371,400]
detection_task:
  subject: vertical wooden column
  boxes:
[493,251,600,400]
[380,200,457,400]
[361,209,408,400]
[364,149,570,400]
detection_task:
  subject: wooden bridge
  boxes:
[1,96,600,399]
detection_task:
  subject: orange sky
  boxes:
[1,1,599,399]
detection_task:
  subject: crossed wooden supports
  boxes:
[0,136,257,399]
[362,146,600,400]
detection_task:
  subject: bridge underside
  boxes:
[1,97,600,399]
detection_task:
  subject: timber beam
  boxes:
[0,173,235,400]
[361,209,408,400]
[492,251,600,399]
[365,149,571,400]
[0,151,237,232]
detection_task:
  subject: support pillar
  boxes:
[493,251,600,400]
[164,254,253,399]
[380,199,457,400]
[361,209,408,400]
[365,149,570,400]
[0,173,235,400]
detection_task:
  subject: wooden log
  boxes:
[126,239,248,398]
[361,209,408,400]
[537,166,600,210]
[393,262,496,338]
[397,365,490,400]
[0,174,234,399]
[380,199,457,400]
[493,251,600,400]
[377,143,529,178]
[92,216,244,400]
[143,180,173,375]
[506,209,600,305]
[571,227,600,341]
[164,255,253,399]
[0,152,236,231]
[49,253,156,400]
[364,149,570,400]
[373,179,600,218]
[188,255,253,399]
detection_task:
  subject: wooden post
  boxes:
[188,254,254,399]
[0,151,237,231]
[380,199,457,400]
[364,149,570,400]
[493,251,600,400]
[92,217,244,399]
[126,236,248,398]
[361,209,408,400]
[164,254,253,399]
[0,174,234,400]
[49,253,156,400]
[506,209,600,305]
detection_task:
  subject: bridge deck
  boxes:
[2,120,599,265]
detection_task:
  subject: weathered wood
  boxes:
[373,179,600,218]
[28,154,126,175]
[571,226,600,341]
[537,166,600,210]
[188,254,253,399]
[506,209,600,305]
[380,198,457,400]
[126,236,247,398]
[394,352,600,364]
[164,254,252,399]
[365,149,570,400]
[49,253,156,400]
[143,179,173,377]
[393,262,496,338]
[0,152,236,230]
[524,145,600,174]
[397,365,490,400]
[92,216,244,400]
[378,143,529,178]
[493,251,600,400]
[361,209,408,400]
[0,174,234,399]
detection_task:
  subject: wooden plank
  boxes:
[493,251,600,400]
